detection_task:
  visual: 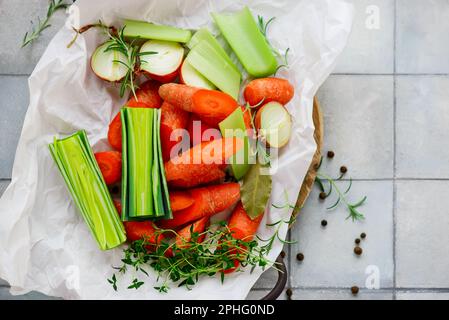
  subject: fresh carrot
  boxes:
[175,217,209,248]
[158,183,240,229]
[159,83,199,112]
[108,113,123,151]
[160,101,190,161]
[94,151,122,185]
[170,191,195,212]
[244,77,294,106]
[164,138,243,188]
[192,89,239,127]
[126,80,162,109]
[188,114,222,146]
[228,201,264,241]
[241,106,253,131]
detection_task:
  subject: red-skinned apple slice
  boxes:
[91,41,128,82]
[180,60,216,90]
[139,40,184,83]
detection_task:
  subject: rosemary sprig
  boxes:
[257,215,297,254]
[22,0,70,48]
[315,157,367,222]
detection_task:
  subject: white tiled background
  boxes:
[1,0,449,300]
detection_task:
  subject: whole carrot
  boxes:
[244,77,294,106]
[160,101,190,161]
[192,89,239,127]
[158,183,241,229]
[187,114,222,147]
[169,191,195,212]
[159,83,200,112]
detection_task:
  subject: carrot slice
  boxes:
[159,83,200,112]
[170,191,195,212]
[94,151,122,185]
[175,217,209,248]
[160,101,190,161]
[108,113,123,151]
[158,183,240,229]
[192,89,239,127]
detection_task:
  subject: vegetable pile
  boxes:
[51,6,298,292]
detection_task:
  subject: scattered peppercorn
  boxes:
[319,192,327,200]
[296,253,304,261]
[354,247,363,256]
[286,288,293,297]
[321,220,328,227]
[361,232,366,239]
[327,151,335,159]
[351,286,359,295]
[280,251,286,259]
[340,166,348,174]
[355,238,361,245]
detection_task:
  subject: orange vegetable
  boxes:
[244,77,294,106]
[192,89,239,127]
[158,183,240,229]
[94,151,122,185]
[160,101,190,161]
[175,217,209,248]
[228,201,264,241]
[187,114,222,146]
[164,138,243,188]
[170,191,195,212]
[158,83,199,112]
[126,80,162,109]
[108,114,123,151]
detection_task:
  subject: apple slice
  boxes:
[91,41,128,82]
[139,40,184,83]
[180,60,216,90]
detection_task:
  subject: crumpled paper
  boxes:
[0,0,353,300]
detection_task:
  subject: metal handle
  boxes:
[260,254,288,300]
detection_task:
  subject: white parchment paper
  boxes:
[0,0,353,299]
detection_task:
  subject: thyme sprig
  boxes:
[108,221,279,293]
[257,215,297,254]
[315,157,367,222]
[22,0,70,47]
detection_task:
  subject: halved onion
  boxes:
[255,102,292,148]
[90,41,128,82]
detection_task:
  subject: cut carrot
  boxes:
[94,151,122,185]
[192,89,239,127]
[164,138,243,188]
[159,83,199,112]
[241,106,253,131]
[170,191,195,211]
[244,77,294,106]
[228,201,264,241]
[160,101,190,161]
[158,183,240,229]
[188,114,222,146]
[175,217,209,248]
[108,113,123,151]
[126,80,162,109]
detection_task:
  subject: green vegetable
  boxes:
[219,108,252,180]
[241,161,272,219]
[123,19,192,43]
[186,40,241,99]
[187,28,239,73]
[121,108,171,221]
[49,130,126,250]
[212,7,278,77]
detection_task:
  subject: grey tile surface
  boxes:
[317,75,394,179]
[396,181,449,288]
[0,76,30,179]
[396,76,449,178]
[291,289,393,300]
[396,291,449,300]
[397,0,449,74]
[334,0,394,74]
[290,181,394,288]
[0,287,54,300]
[0,0,67,74]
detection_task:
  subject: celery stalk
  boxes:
[186,40,241,99]
[219,108,252,180]
[123,19,192,43]
[156,110,172,220]
[187,28,239,73]
[49,131,126,250]
[212,7,278,77]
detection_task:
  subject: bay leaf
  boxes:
[241,161,272,220]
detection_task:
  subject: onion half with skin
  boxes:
[91,41,128,82]
[255,102,292,148]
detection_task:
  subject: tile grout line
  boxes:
[331,73,449,76]
[392,0,398,301]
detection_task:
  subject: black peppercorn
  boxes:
[286,288,293,297]
[319,192,327,200]
[354,247,363,256]
[280,251,286,259]
[340,166,348,174]
[361,233,366,239]
[355,238,361,245]
[351,286,359,295]
[296,253,304,261]
[321,220,328,227]
[327,151,335,158]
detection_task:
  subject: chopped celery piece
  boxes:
[186,40,241,99]
[156,110,172,220]
[187,28,239,73]
[212,7,278,77]
[123,19,192,43]
[49,130,126,250]
[219,108,252,180]
[121,108,171,221]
